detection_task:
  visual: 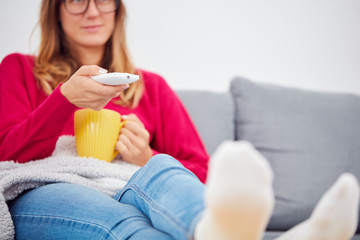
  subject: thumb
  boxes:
[75,65,108,77]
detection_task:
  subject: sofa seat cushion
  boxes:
[230,77,360,231]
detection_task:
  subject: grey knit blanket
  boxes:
[0,136,140,240]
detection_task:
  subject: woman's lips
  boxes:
[83,25,103,32]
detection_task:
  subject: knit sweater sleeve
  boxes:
[147,73,209,183]
[0,53,78,162]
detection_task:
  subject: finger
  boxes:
[122,128,150,155]
[117,135,134,160]
[122,114,145,128]
[116,141,130,159]
[122,122,150,144]
[95,84,129,97]
[111,84,130,94]
[121,127,140,145]
[118,133,134,150]
[122,121,142,135]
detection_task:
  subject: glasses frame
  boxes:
[62,0,120,15]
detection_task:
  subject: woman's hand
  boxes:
[60,65,129,110]
[116,114,153,166]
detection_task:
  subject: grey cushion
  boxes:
[176,90,235,155]
[263,232,360,240]
[230,77,360,231]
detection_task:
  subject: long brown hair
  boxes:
[34,0,143,108]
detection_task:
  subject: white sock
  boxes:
[276,173,360,240]
[195,141,275,240]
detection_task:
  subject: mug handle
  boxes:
[112,120,127,160]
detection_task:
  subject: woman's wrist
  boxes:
[59,81,71,103]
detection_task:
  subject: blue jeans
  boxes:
[9,154,205,240]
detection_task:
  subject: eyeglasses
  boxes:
[63,0,119,15]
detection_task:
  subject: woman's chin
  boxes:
[76,39,108,49]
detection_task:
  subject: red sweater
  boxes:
[0,53,209,182]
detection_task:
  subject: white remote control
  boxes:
[91,72,139,85]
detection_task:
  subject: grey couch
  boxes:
[177,77,360,240]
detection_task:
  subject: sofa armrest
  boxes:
[176,90,235,155]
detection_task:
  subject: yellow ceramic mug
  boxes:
[74,109,126,162]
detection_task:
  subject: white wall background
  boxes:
[1,0,360,94]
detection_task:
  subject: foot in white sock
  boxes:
[276,173,360,240]
[195,141,275,240]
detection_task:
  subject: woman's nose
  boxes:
[85,0,100,17]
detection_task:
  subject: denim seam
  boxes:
[11,213,132,240]
[125,184,192,239]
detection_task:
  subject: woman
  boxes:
[0,0,358,239]
[0,0,208,182]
